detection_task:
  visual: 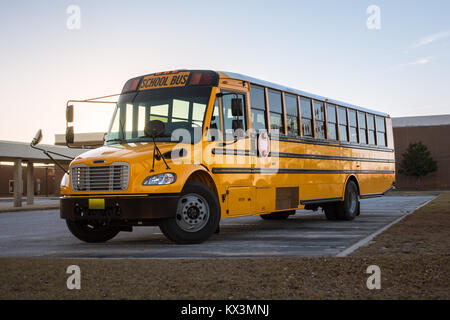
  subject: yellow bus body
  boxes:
[60,70,395,243]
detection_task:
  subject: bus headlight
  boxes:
[60,173,69,188]
[142,173,176,185]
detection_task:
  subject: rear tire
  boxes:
[159,181,220,244]
[260,210,295,220]
[66,220,119,243]
[336,180,359,221]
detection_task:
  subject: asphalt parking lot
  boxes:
[0,196,434,259]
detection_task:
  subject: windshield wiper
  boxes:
[106,138,124,144]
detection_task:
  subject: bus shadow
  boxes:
[106,212,333,245]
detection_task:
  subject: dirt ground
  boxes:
[0,193,449,300]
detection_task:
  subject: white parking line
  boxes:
[336,196,436,257]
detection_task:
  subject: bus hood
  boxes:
[72,142,180,165]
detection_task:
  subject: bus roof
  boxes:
[219,71,390,118]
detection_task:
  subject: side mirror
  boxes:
[232,120,245,139]
[66,105,74,123]
[66,126,74,144]
[31,129,43,146]
[231,98,243,117]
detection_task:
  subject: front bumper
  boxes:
[60,194,180,221]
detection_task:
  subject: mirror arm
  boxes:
[215,92,239,98]
[65,93,122,149]
[30,144,70,174]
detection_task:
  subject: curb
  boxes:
[0,204,60,214]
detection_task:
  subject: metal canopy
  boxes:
[0,140,84,163]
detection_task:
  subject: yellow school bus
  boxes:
[60,69,395,244]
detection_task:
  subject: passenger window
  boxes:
[376,116,386,146]
[313,100,325,139]
[285,93,299,137]
[300,97,313,137]
[268,89,284,134]
[348,109,358,143]
[222,92,247,140]
[338,107,348,142]
[250,85,267,132]
[367,114,376,145]
[326,104,337,140]
[358,112,367,144]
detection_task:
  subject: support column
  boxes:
[13,159,23,207]
[27,161,34,205]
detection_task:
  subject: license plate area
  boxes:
[88,198,105,210]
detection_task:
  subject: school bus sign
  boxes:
[139,72,190,90]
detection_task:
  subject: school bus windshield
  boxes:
[105,86,212,145]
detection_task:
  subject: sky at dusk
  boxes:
[0,0,449,144]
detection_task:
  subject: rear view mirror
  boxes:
[232,120,245,139]
[144,120,165,138]
[231,98,243,117]
[232,119,244,131]
[66,105,74,123]
[66,105,73,123]
[31,129,43,146]
[66,126,74,144]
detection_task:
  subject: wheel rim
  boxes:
[175,193,210,233]
[349,188,357,213]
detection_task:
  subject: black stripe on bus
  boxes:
[211,168,395,175]
[273,135,394,153]
[211,148,395,163]
[300,197,342,205]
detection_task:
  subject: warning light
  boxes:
[121,77,141,93]
[189,71,217,86]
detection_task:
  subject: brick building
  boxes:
[392,115,450,190]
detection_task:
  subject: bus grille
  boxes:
[71,163,129,192]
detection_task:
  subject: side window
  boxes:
[208,98,221,141]
[348,109,358,143]
[367,114,376,145]
[268,89,284,134]
[338,106,348,142]
[376,116,386,146]
[250,85,267,132]
[326,104,337,140]
[300,97,313,137]
[358,112,367,144]
[313,100,325,139]
[285,93,299,137]
[222,92,247,140]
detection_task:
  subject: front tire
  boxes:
[66,220,119,243]
[159,181,220,244]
